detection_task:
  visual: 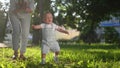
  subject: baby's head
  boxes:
[43,12,53,24]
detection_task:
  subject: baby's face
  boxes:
[44,13,53,24]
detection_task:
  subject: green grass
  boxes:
[0,43,120,68]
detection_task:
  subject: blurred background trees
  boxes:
[51,0,120,44]
[17,0,120,45]
[0,0,120,44]
[0,1,8,42]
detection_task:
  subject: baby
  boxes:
[32,12,69,64]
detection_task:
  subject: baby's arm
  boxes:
[32,25,42,29]
[56,26,69,35]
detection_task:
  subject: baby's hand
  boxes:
[32,25,41,29]
[64,31,69,35]
[66,31,70,35]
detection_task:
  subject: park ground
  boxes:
[0,43,120,68]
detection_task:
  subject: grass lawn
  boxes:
[0,43,120,68]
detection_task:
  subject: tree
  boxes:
[104,27,120,44]
[32,0,52,45]
[52,0,120,44]
[32,0,120,44]
[0,2,8,42]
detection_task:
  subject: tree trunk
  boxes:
[32,0,44,45]
[0,11,7,42]
[32,0,51,45]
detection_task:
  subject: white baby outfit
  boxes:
[40,23,60,54]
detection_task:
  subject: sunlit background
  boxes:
[0,0,9,10]
[0,0,9,5]
[0,0,9,3]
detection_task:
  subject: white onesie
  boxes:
[41,23,60,54]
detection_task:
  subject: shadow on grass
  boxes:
[85,50,120,62]
[26,62,63,68]
[60,44,120,62]
[61,44,120,50]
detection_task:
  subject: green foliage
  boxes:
[80,30,99,45]
[32,0,120,44]
[53,0,120,28]
[0,44,120,68]
[51,0,120,44]
[104,27,120,44]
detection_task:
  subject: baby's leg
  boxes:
[41,53,46,61]
[55,51,59,57]
[42,53,46,59]
[54,51,59,63]
[41,42,49,64]
[50,41,60,63]
[41,53,46,64]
